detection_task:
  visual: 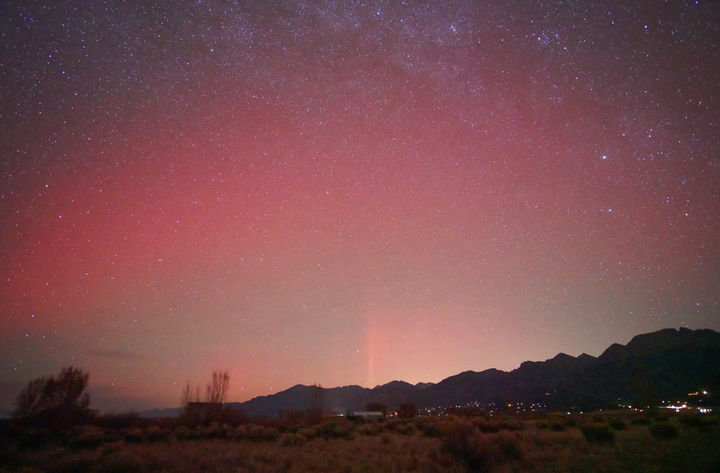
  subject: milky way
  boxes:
[1,1,719,412]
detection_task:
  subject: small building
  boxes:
[187,402,220,412]
[348,411,385,420]
[184,402,222,424]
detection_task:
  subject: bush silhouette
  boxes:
[580,424,615,444]
[440,419,520,472]
[649,422,679,439]
[14,366,93,426]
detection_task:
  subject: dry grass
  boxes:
[1,411,719,472]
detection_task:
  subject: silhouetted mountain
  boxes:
[225,327,720,417]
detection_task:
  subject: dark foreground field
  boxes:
[2,411,719,472]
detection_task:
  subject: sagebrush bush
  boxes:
[393,421,417,435]
[145,425,173,442]
[298,427,316,440]
[421,421,442,437]
[550,422,566,431]
[564,416,578,428]
[201,422,225,439]
[440,419,521,472]
[122,427,146,443]
[678,413,718,430]
[580,424,615,444]
[649,422,679,440]
[316,419,353,440]
[476,420,500,433]
[46,449,97,473]
[72,426,106,449]
[608,419,627,431]
[96,448,147,473]
[630,416,652,426]
[235,423,280,442]
[279,432,306,447]
[174,425,191,440]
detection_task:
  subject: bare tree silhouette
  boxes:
[180,381,191,408]
[206,370,230,404]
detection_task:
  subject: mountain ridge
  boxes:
[141,327,720,418]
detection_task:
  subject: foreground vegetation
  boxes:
[1,410,719,473]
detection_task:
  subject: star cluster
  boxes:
[1,1,719,412]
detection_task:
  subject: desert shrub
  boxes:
[216,406,249,427]
[564,416,578,428]
[0,441,22,470]
[280,432,306,447]
[231,424,246,440]
[72,426,106,449]
[95,448,147,473]
[201,422,226,439]
[357,423,377,436]
[419,420,442,437]
[630,416,653,425]
[679,413,718,430]
[236,423,280,442]
[316,419,353,440]
[440,420,520,472]
[550,422,566,432]
[46,449,97,473]
[393,421,417,436]
[145,425,172,442]
[475,419,524,433]
[122,427,146,443]
[235,423,253,440]
[298,427,316,440]
[580,424,615,444]
[97,441,123,457]
[495,431,523,461]
[609,419,627,430]
[649,422,679,440]
[17,427,53,449]
[475,420,502,433]
[505,420,525,431]
[174,425,191,440]
[264,426,280,441]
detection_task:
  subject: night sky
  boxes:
[2,1,719,413]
